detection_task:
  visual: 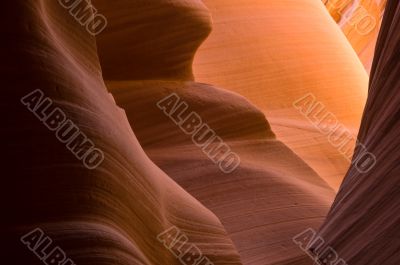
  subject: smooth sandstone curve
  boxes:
[94,0,212,81]
[3,1,242,264]
[193,0,369,189]
[93,0,337,264]
[108,80,336,265]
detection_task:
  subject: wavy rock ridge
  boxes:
[95,0,212,81]
[94,0,336,264]
[3,1,241,264]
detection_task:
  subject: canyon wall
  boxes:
[316,1,400,264]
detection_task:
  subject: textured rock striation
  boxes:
[315,1,400,264]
